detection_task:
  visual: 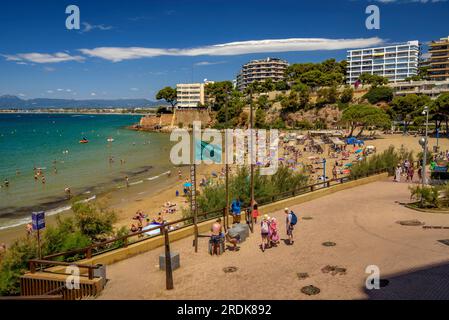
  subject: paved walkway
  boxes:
[98,179,449,300]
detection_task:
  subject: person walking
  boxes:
[284,208,295,245]
[260,214,270,252]
[252,204,260,224]
[231,198,242,224]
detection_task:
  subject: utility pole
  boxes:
[191,125,198,253]
[224,93,229,231]
[249,89,255,233]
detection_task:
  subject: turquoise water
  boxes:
[0,113,173,229]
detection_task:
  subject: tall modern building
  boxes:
[346,41,420,85]
[428,36,449,81]
[236,57,289,91]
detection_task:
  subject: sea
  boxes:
[0,113,174,230]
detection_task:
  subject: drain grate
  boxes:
[223,266,238,273]
[297,272,309,280]
[397,220,424,226]
[302,216,313,220]
[322,241,336,247]
[301,285,320,296]
[438,239,449,246]
[321,265,346,275]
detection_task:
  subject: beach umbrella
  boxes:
[278,157,285,161]
[183,182,192,188]
[355,149,363,154]
[287,159,296,164]
[344,163,353,167]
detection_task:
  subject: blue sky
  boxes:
[0,0,448,100]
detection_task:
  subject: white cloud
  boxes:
[57,89,64,92]
[2,52,84,64]
[90,92,97,96]
[44,66,56,72]
[47,90,54,94]
[79,37,385,62]
[80,22,114,33]
[18,93,26,97]
[194,61,227,66]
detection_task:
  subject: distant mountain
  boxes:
[0,95,166,109]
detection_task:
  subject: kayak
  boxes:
[79,139,89,144]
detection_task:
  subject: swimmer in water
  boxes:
[4,179,9,188]
[42,176,46,184]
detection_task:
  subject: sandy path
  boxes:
[98,179,449,300]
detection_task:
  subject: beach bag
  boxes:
[261,221,269,234]
[290,211,298,225]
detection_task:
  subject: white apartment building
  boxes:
[236,57,289,91]
[346,41,420,85]
[389,79,449,99]
[176,82,207,108]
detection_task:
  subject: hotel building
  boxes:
[428,36,449,81]
[346,41,420,85]
[236,57,289,91]
[176,82,212,108]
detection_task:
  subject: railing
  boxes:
[29,259,102,280]
[33,167,391,268]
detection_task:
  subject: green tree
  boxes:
[205,81,234,111]
[390,94,431,132]
[342,104,391,137]
[155,87,177,108]
[339,86,354,104]
[363,86,394,104]
[359,74,388,87]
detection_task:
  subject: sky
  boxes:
[0,0,448,100]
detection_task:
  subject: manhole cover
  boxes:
[223,266,238,273]
[438,239,449,246]
[379,279,390,287]
[397,220,424,226]
[321,265,347,275]
[322,241,336,247]
[297,272,309,280]
[301,285,320,296]
[302,216,313,220]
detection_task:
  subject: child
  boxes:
[252,204,260,223]
[269,217,280,246]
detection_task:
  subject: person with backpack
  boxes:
[260,214,271,252]
[284,208,297,245]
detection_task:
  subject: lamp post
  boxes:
[421,106,430,187]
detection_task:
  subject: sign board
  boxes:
[32,211,46,231]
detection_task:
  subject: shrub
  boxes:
[409,185,440,208]
[72,202,117,241]
[349,146,400,178]
[0,237,37,296]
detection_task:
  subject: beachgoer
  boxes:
[252,204,260,224]
[176,190,179,197]
[284,208,294,245]
[130,224,138,233]
[210,219,223,255]
[26,223,33,237]
[231,198,242,224]
[260,214,270,252]
[332,165,338,180]
[125,176,129,188]
[41,176,46,185]
[407,166,415,182]
[225,230,240,251]
[64,187,71,198]
[269,217,280,247]
[394,165,402,182]
[4,178,9,188]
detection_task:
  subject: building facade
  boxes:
[389,80,449,99]
[176,83,206,108]
[236,57,288,91]
[346,41,420,85]
[428,36,449,81]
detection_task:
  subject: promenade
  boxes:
[98,179,449,300]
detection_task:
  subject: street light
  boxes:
[421,106,430,186]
